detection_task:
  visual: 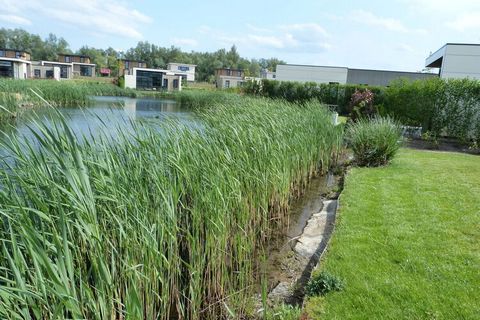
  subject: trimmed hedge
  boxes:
[244,78,480,142]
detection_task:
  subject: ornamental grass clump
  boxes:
[346,116,402,167]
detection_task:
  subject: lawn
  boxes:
[306,149,480,319]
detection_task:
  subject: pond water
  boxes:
[0,96,194,160]
[4,96,191,139]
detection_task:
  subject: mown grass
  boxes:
[0,95,342,319]
[305,149,480,319]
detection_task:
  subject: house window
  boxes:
[273,74,276,79]
[125,61,130,69]
[173,79,179,89]
[65,56,71,63]
[15,51,22,58]
[225,80,230,88]
[237,71,242,77]
[163,78,169,88]
[178,66,189,71]
[80,65,92,76]
[0,50,5,57]
[34,69,41,78]
[80,57,85,63]
[60,66,68,78]
[45,70,54,78]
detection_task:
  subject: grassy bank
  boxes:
[306,149,480,319]
[0,96,342,319]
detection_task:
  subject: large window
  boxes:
[45,70,54,78]
[34,69,41,78]
[60,66,68,78]
[80,66,92,77]
[0,61,13,78]
[136,70,163,89]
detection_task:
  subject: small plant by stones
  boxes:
[305,272,345,297]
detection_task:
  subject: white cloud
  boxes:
[172,38,199,47]
[0,0,152,39]
[351,10,409,32]
[213,23,332,54]
[446,12,480,31]
[0,14,31,25]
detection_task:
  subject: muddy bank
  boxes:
[262,172,341,305]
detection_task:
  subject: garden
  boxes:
[0,77,478,319]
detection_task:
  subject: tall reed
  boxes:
[0,95,342,318]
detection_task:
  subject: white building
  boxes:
[276,64,348,84]
[124,67,184,91]
[167,63,196,82]
[0,49,31,79]
[425,43,480,79]
[275,64,436,86]
[260,69,276,80]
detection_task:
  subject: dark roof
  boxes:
[348,68,437,75]
[119,59,146,63]
[216,68,244,71]
[58,53,91,59]
[0,48,31,54]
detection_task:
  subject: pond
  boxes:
[0,96,194,160]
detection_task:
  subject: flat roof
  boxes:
[72,62,96,66]
[279,64,347,69]
[133,67,187,75]
[40,60,73,66]
[119,59,146,63]
[58,53,91,59]
[0,57,31,64]
[278,64,435,75]
[168,62,197,67]
[0,48,31,54]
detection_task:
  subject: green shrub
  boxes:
[265,304,302,320]
[305,272,344,297]
[346,117,402,167]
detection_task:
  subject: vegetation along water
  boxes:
[0,92,342,319]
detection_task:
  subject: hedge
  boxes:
[243,78,480,142]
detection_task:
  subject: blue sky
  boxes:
[1,0,480,71]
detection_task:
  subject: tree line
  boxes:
[0,28,285,81]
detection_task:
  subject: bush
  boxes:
[349,88,376,121]
[346,117,402,167]
[305,272,344,297]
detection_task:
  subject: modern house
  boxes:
[0,49,31,79]
[118,59,147,76]
[31,60,73,80]
[167,63,196,82]
[215,68,245,88]
[124,67,184,91]
[275,64,436,86]
[58,54,95,77]
[425,43,480,79]
[260,69,276,80]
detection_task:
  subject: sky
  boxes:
[1,0,480,72]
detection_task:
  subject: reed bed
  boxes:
[0,79,137,118]
[0,95,342,319]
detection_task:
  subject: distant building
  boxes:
[118,59,147,76]
[425,43,480,79]
[167,63,196,82]
[275,64,436,86]
[58,54,95,77]
[0,48,31,79]
[31,60,73,80]
[99,68,111,77]
[260,69,276,80]
[124,67,184,91]
[215,68,245,88]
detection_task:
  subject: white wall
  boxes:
[442,44,480,79]
[125,74,136,89]
[167,63,195,81]
[276,64,348,84]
